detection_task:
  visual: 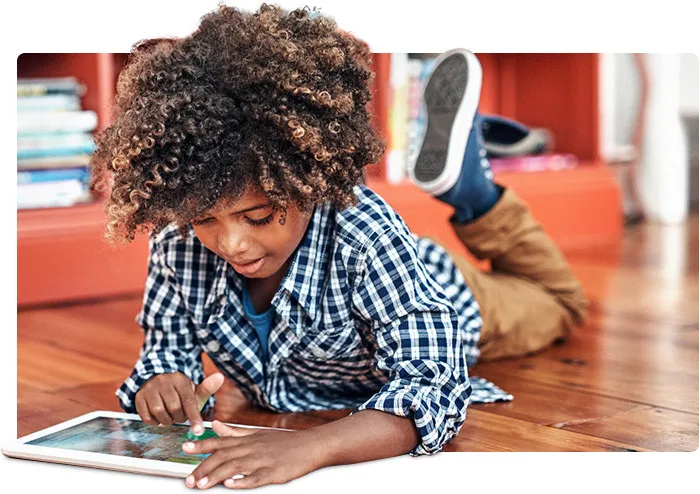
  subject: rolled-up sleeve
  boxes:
[349,228,472,456]
[116,235,211,413]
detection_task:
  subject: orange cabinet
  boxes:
[17,52,621,306]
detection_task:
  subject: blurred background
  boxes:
[15,52,698,306]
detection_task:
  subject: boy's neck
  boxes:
[245,257,293,313]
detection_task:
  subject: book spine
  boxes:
[386,53,409,184]
[17,94,81,111]
[406,58,428,172]
[17,132,96,159]
[17,77,84,97]
[17,154,93,170]
[18,132,95,150]
[17,146,96,160]
[17,110,98,134]
[18,167,90,185]
[17,180,91,209]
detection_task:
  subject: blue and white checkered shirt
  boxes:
[117,184,512,455]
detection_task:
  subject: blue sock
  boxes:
[449,184,502,223]
[437,114,501,223]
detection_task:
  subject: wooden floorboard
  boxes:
[443,409,655,452]
[555,405,698,452]
[16,215,699,451]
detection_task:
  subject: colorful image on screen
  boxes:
[27,417,217,465]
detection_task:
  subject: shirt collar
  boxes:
[278,202,333,320]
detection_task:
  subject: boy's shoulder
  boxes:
[150,222,195,250]
[149,222,216,270]
[333,184,414,251]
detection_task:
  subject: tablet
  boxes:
[3,411,282,478]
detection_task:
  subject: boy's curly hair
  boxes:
[91,3,385,243]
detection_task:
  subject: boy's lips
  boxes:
[229,256,266,275]
[231,257,261,265]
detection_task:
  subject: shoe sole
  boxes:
[410,49,482,195]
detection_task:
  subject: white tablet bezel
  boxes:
[3,410,283,478]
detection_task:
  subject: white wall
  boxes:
[640,54,688,224]
[609,53,697,145]
[679,53,699,116]
[612,54,641,148]
[600,53,698,224]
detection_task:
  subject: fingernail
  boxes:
[183,442,194,450]
[224,479,235,487]
[186,475,195,488]
[193,424,204,435]
[197,477,209,489]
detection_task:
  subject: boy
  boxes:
[92,5,587,489]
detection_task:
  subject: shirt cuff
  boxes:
[351,383,469,456]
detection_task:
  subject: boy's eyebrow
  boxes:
[230,203,272,215]
[194,203,272,222]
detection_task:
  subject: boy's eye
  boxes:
[245,214,274,226]
[192,217,213,226]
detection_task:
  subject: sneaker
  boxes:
[409,49,499,221]
[409,48,483,196]
[481,114,554,157]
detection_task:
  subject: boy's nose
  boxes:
[218,229,249,259]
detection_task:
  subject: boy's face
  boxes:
[190,187,313,280]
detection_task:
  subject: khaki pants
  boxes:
[427,188,589,361]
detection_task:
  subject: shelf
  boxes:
[366,162,622,257]
[17,52,622,306]
[18,200,149,307]
[19,201,107,240]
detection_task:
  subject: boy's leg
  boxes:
[411,49,588,360]
[429,190,589,360]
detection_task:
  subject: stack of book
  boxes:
[386,54,436,184]
[17,77,96,210]
[405,55,435,176]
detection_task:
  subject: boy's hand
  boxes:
[134,372,225,436]
[182,420,321,489]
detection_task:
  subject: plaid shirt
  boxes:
[117,184,512,455]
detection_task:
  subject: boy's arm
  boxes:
[304,408,420,466]
[348,227,473,456]
[181,227,471,488]
[116,235,209,413]
[182,229,470,487]
[181,410,419,489]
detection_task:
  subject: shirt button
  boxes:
[207,341,220,353]
[311,347,326,358]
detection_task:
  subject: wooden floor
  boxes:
[17,215,699,452]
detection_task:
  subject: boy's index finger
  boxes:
[174,380,205,436]
[182,437,239,454]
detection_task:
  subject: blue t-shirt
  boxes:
[241,278,274,362]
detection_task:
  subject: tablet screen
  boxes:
[26,417,217,465]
